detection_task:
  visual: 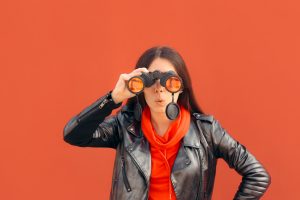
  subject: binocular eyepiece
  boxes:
[126,70,184,121]
[126,70,183,94]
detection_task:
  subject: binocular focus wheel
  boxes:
[166,103,180,120]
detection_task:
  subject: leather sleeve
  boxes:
[63,91,123,148]
[211,118,271,200]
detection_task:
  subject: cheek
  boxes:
[143,89,153,102]
[174,93,180,102]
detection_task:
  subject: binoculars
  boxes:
[126,70,183,94]
[126,70,184,121]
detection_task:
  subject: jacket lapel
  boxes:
[125,122,151,185]
[171,120,202,198]
[173,120,200,172]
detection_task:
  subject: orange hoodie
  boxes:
[141,105,191,200]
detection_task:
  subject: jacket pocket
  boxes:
[121,157,132,192]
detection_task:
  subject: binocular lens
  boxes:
[165,76,182,93]
[127,77,144,93]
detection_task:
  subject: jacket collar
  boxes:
[182,119,200,148]
[125,118,200,148]
[122,104,201,146]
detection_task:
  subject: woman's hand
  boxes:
[111,67,149,104]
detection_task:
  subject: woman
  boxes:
[63,46,271,200]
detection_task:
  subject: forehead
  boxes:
[148,58,177,73]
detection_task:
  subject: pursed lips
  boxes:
[155,98,165,102]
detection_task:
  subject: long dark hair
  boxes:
[126,46,205,114]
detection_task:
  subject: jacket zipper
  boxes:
[121,157,132,192]
[77,95,111,122]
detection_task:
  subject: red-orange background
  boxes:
[1,0,299,199]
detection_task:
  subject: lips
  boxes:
[155,99,165,102]
[155,99,166,106]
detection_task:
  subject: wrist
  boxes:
[111,90,122,104]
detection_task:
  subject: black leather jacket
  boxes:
[63,91,271,200]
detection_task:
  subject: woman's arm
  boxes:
[63,68,149,148]
[211,118,271,199]
[63,91,123,148]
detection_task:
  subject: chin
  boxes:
[149,106,166,113]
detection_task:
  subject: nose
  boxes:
[154,79,163,93]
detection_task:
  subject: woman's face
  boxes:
[143,58,181,114]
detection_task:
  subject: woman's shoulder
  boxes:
[192,112,214,124]
[115,104,135,122]
[119,104,135,116]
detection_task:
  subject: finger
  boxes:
[121,68,148,81]
[127,71,144,78]
[120,72,140,82]
[120,73,131,81]
[134,67,149,73]
[129,68,149,77]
